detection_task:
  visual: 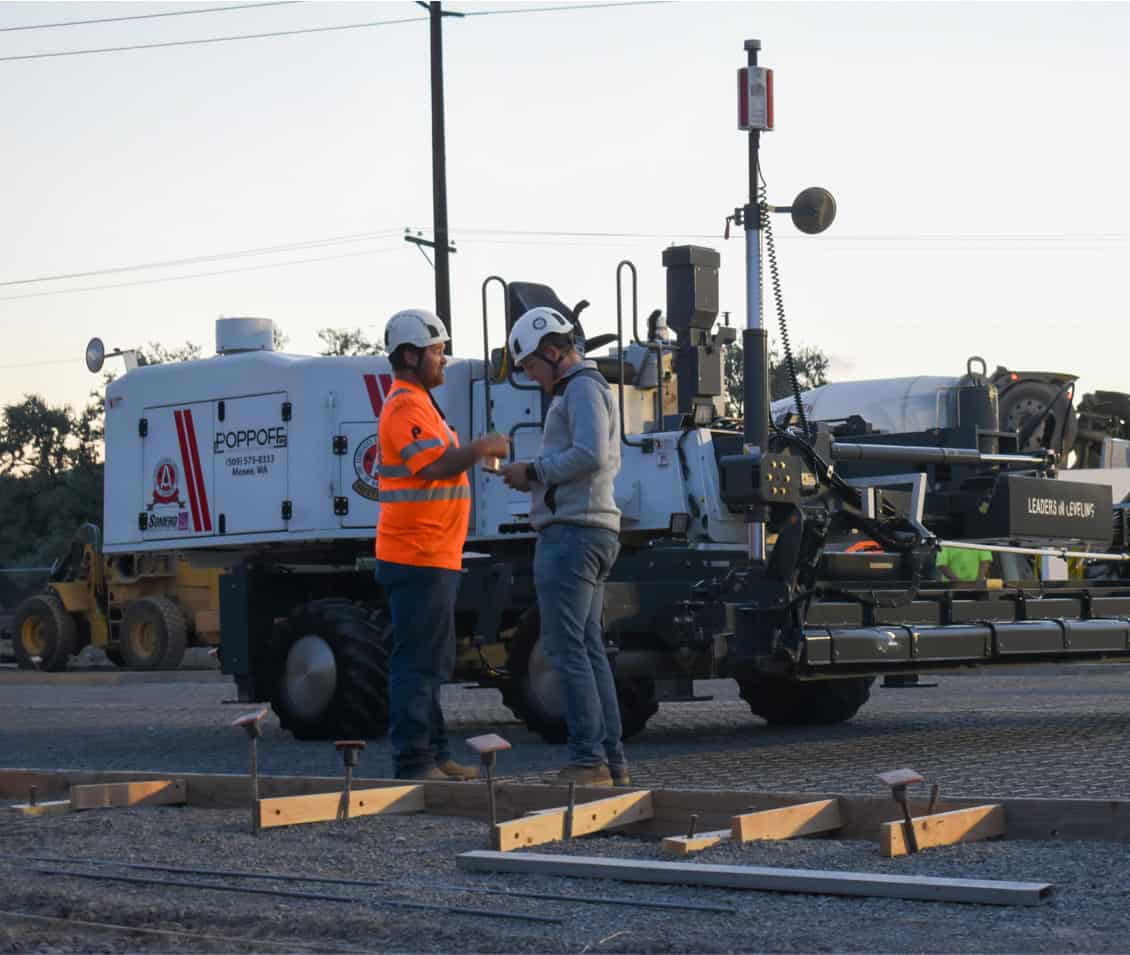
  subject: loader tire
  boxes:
[270,599,391,741]
[120,597,188,670]
[502,609,657,744]
[12,593,76,671]
[737,673,873,726]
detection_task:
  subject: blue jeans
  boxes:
[533,523,626,772]
[375,560,460,777]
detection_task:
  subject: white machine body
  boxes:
[103,320,746,554]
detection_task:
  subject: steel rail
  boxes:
[31,867,562,924]
[11,854,736,915]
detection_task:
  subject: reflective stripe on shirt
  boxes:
[400,437,444,461]
[380,485,471,503]
[378,463,412,478]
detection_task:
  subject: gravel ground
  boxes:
[2,804,1128,954]
[4,662,1130,951]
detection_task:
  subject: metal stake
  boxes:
[564,781,577,843]
[334,741,366,823]
[466,733,511,849]
[231,708,268,834]
[877,768,924,855]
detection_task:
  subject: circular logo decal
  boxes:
[151,458,180,505]
[352,434,381,501]
[532,316,547,330]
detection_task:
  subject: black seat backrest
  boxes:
[506,281,587,346]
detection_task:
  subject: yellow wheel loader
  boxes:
[10,524,222,671]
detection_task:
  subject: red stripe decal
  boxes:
[174,410,202,532]
[184,409,212,532]
[364,374,384,417]
[737,67,748,128]
[364,373,395,418]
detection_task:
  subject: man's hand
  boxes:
[502,461,532,491]
[471,433,510,461]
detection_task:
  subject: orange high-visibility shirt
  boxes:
[375,378,470,570]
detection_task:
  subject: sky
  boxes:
[2,0,1130,417]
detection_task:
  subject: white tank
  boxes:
[771,376,962,433]
[216,317,275,355]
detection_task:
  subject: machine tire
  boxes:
[501,609,657,744]
[11,593,76,671]
[737,673,873,726]
[999,382,1066,452]
[270,599,391,741]
[120,597,188,670]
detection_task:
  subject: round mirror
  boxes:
[85,337,105,374]
[791,187,837,235]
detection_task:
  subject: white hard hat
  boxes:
[508,307,575,365]
[384,308,450,353]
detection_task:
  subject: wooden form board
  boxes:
[457,850,1054,906]
[70,780,186,810]
[881,804,1006,857]
[9,799,72,817]
[1,769,1127,844]
[495,792,653,851]
[257,785,425,830]
[663,799,842,855]
[732,798,842,842]
[662,829,731,855]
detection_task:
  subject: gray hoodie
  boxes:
[529,360,621,533]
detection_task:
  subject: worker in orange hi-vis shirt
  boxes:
[375,308,509,781]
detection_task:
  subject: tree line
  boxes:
[0,331,827,567]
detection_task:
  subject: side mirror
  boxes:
[85,338,105,374]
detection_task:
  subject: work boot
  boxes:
[396,766,448,781]
[610,767,631,787]
[437,759,479,781]
[557,763,613,786]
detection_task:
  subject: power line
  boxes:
[0,1,665,63]
[464,1,668,18]
[0,13,428,62]
[12,223,1130,292]
[0,229,402,288]
[0,2,301,33]
[0,246,404,303]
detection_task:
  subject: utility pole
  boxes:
[424,1,456,353]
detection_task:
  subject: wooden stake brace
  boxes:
[70,779,187,811]
[257,784,425,830]
[880,804,1006,857]
[495,791,653,851]
[663,799,843,855]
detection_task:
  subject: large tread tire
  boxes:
[501,609,657,744]
[12,593,76,672]
[737,673,873,726]
[120,597,188,670]
[270,599,391,741]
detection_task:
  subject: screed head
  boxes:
[232,708,269,737]
[465,733,512,756]
[877,768,923,789]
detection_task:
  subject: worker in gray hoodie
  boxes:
[501,306,626,787]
